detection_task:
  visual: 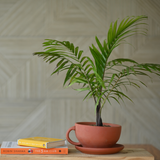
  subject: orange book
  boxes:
[1,141,68,155]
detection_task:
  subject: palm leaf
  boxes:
[33,16,160,121]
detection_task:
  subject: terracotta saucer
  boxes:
[75,144,124,155]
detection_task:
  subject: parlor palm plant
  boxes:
[34,15,160,126]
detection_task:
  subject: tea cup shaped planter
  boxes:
[34,15,160,154]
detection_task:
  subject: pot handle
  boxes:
[66,126,81,146]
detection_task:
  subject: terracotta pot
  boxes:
[66,122,121,148]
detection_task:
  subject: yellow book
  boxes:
[17,137,67,149]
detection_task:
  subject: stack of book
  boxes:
[1,137,68,155]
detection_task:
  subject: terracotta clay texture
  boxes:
[66,122,121,148]
[75,144,124,154]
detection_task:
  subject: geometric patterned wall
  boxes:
[0,0,160,150]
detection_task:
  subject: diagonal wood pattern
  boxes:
[0,0,160,150]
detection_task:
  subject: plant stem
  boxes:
[96,101,103,126]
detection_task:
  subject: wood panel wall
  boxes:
[0,0,160,150]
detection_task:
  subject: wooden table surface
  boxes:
[124,144,160,160]
[1,144,160,160]
[69,144,160,160]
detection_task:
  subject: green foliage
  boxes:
[33,15,160,113]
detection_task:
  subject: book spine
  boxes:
[1,147,68,155]
[17,139,46,148]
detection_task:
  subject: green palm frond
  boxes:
[100,61,160,108]
[33,15,160,115]
[89,15,148,80]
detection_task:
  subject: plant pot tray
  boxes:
[0,146,154,160]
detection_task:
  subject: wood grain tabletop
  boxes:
[0,144,159,160]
